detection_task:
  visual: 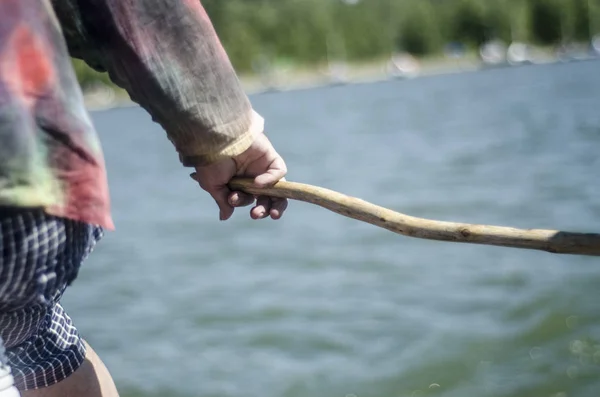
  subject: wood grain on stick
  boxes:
[228,178,600,257]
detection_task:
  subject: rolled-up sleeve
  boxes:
[52,0,262,166]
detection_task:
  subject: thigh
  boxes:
[21,342,120,397]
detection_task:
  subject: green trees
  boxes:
[530,0,563,44]
[450,0,490,46]
[73,0,598,83]
[397,0,441,55]
[206,0,596,71]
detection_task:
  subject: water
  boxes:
[63,60,600,397]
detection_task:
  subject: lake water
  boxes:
[63,60,600,397]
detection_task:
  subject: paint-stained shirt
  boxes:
[0,0,263,230]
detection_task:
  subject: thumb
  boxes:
[253,156,287,187]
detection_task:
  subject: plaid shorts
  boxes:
[0,207,103,391]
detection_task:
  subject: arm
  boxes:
[52,0,287,220]
[51,0,261,166]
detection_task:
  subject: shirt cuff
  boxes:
[179,110,264,167]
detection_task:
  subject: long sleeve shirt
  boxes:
[0,0,263,230]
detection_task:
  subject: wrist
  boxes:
[179,110,264,167]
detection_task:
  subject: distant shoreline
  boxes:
[83,51,598,112]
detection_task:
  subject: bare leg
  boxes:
[21,341,119,397]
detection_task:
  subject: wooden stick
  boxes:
[228,177,600,257]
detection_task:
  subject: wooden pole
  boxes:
[228,178,600,257]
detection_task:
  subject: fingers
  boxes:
[192,172,288,220]
[228,191,254,207]
[190,172,234,221]
[251,196,271,219]
[209,185,234,221]
[253,155,287,187]
[269,197,288,220]
[248,196,288,220]
[229,191,288,220]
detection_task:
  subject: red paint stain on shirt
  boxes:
[3,25,55,107]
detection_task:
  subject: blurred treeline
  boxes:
[73,0,598,85]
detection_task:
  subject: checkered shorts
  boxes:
[0,208,103,391]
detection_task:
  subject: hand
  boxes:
[190,131,288,221]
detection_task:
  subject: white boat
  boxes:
[387,53,420,79]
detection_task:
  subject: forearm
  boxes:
[52,0,261,166]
